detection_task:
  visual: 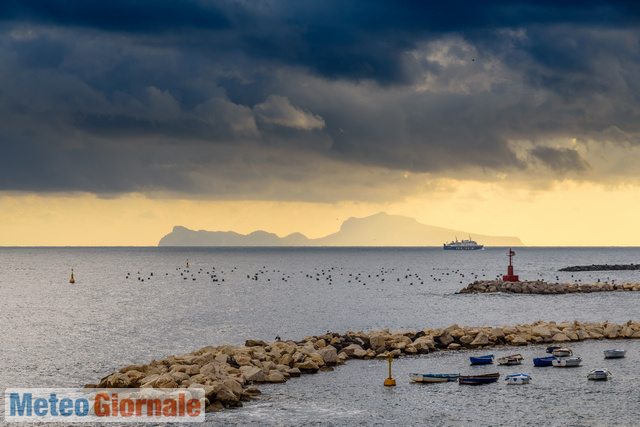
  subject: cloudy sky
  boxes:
[2,1,640,245]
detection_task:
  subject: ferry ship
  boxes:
[443,236,483,250]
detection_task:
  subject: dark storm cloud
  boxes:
[529,146,590,173]
[3,1,639,83]
[1,1,640,199]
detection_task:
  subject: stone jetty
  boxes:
[458,280,640,294]
[87,319,640,412]
[559,264,640,272]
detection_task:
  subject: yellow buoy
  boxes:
[69,268,75,284]
[384,354,396,386]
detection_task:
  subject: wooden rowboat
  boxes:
[504,373,531,384]
[546,345,562,353]
[459,372,500,385]
[587,368,612,380]
[469,354,494,365]
[497,354,524,365]
[409,373,460,383]
[552,348,573,357]
[552,356,582,367]
[604,349,626,359]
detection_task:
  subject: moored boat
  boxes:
[533,356,556,367]
[587,368,612,380]
[604,349,627,359]
[409,373,460,383]
[497,354,524,365]
[459,373,500,385]
[470,354,494,365]
[552,348,573,357]
[546,345,562,353]
[504,373,531,384]
[552,356,582,367]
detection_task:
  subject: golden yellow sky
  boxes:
[1,179,638,246]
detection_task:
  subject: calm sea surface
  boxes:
[2,246,640,425]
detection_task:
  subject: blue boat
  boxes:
[546,345,562,353]
[470,354,494,365]
[459,372,500,385]
[533,356,556,367]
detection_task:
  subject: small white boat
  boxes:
[587,368,611,380]
[409,373,460,383]
[552,356,582,367]
[504,373,531,384]
[497,354,524,365]
[552,348,573,357]
[604,349,626,359]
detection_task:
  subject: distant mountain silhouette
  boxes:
[158,212,524,247]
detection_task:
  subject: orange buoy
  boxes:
[186,259,189,269]
[69,268,75,284]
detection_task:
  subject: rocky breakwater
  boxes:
[86,320,640,412]
[458,280,640,294]
[559,264,640,272]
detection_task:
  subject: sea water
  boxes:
[1,246,640,425]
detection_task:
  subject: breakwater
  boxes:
[88,319,640,413]
[559,264,640,272]
[458,280,640,294]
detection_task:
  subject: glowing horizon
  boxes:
[2,178,640,247]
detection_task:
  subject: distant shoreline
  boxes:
[4,245,640,248]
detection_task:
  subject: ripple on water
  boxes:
[1,247,640,425]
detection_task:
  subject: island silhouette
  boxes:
[158,212,523,247]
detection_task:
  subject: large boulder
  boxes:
[317,346,339,365]
[295,359,320,373]
[223,379,244,398]
[604,324,620,339]
[459,335,474,345]
[119,364,147,374]
[102,373,132,388]
[510,336,528,346]
[413,337,435,352]
[240,366,265,383]
[189,383,217,400]
[532,326,552,339]
[489,328,505,340]
[265,371,287,383]
[216,386,240,406]
[340,344,364,358]
[155,374,178,388]
[234,354,252,366]
[125,370,147,387]
[470,332,490,347]
[551,333,570,342]
[369,334,387,353]
[170,372,190,383]
[438,333,454,347]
